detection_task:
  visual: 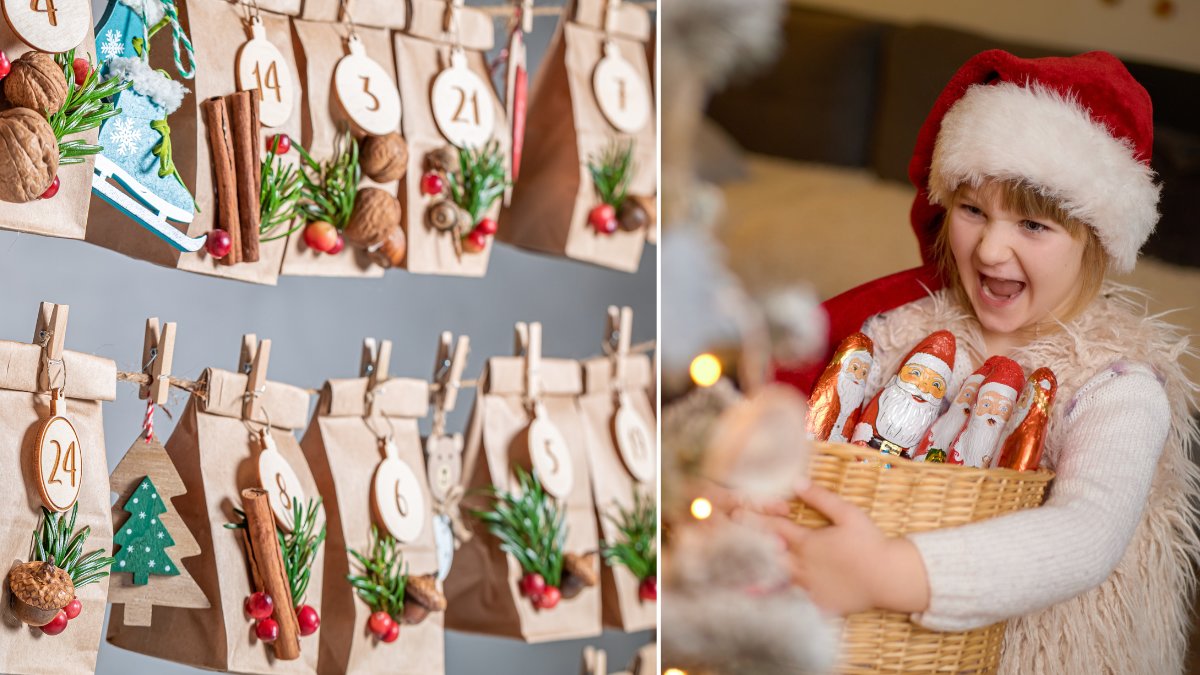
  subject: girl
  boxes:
[772,50,1200,673]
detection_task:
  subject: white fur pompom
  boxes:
[106,57,189,115]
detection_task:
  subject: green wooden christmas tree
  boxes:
[113,476,182,585]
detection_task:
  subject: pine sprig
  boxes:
[226,497,326,608]
[346,526,408,617]
[51,50,127,165]
[259,137,303,242]
[602,490,656,581]
[295,132,360,231]
[28,504,115,588]
[588,140,634,209]
[471,467,566,588]
[445,140,508,224]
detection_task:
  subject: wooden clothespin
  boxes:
[580,646,607,675]
[239,334,272,421]
[520,0,533,33]
[606,305,633,388]
[444,0,464,34]
[604,0,622,35]
[432,331,470,415]
[141,318,177,405]
[516,322,543,403]
[360,338,393,417]
[33,302,68,393]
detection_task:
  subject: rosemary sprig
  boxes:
[588,140,634,209]
[471,467,566,588]
[601,490,656,581]
[51,50,128,165]
[346,526,408,617]
[294,132,360,231]
[28,504,115,588]
[226,498,326,607]
[259,137,303,242]
[445,139,508,224]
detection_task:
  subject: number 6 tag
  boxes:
[372,438,426,542]
[256,429,306,532]
[236,16,296,128]
[526,404,574,500]
[34,389,82,512]
[334,34,401,136]
[431,49,495,149]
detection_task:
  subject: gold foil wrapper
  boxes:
[996,367,1057,471]
[806,332,874,440]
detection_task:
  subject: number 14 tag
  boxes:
[236,16,296,128]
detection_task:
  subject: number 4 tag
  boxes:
[2,0,89,53]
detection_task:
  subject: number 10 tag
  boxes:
[34,388,82,512]
[236,16,295,128]
[431,48,495,149]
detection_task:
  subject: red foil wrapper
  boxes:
[806,332,874,442]
[995,367,1057,471]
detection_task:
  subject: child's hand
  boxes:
[767,485,931,616]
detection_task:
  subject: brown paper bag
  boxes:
[445,323,602,642]
[0,25,97,239]
[284,20,396,278]
[107,340,325,673]
[0,304,116,675]
[85,0,302,285]
[299,0,408,29]
[498,0,655,272]
[301,342,444,674]
[394,0,508,277]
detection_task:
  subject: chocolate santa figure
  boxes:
[947,357,1025,467]
[850,330,955,458]
[806,333,874,443]
[912,356,1001,462]
[994,367,1058,471]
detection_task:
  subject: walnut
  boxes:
[0,108,59,203]
[7,560,74,626]
[360,132,407,183]
[5,52,68,115]
[344,188,400,248]
[368,222,406,269]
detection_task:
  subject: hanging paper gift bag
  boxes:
[300,0,408,30]
[445,322,603,642]
[107,335,326,673]
[302,339,446,674]
[579,307,656,631]
[497,0,655,273]
[393,0,510,277]
[0,304,116,675]
[285,20,406,278]
[0,4,99,240]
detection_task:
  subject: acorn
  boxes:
[559,551,599,600]
[401,574,447,625]
[7,559,74,626]
[425,201,466,233]
[424,146,459,173]
[618,195,655,232]
[360,132,408,183]
[344,188,401,249]
[368,222,407,269]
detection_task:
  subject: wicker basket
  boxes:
[793,442,1054,674]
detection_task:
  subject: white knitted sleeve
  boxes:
[907,363,1170,631]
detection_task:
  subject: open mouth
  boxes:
[987,418,997,427]
[911,394,925,403]
[979,273,1026,305]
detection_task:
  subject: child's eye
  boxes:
[959,204,984,217]
[1022,220,1048,233]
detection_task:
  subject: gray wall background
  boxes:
[0,0,657,672]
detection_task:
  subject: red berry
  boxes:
[40,610,68,635]
[588,204,616,233]
[39,175,60,200]
[638,576,657,602]
[368,611,394,637]
[534,586,561,610]
[64,597,82,620]
[303,221,339,253]
[326,234,345,255]
[255,617,279,642]
[381,621,400,643]
[72,57,89,86]
[0,51,11,79]
[244,591,273,620]
[475,217,498,235]
[206,229,233,258]
[268,133,291,155]
[419,172,444,197]
[296,604,320,636]
[519,572,546,598]
[463,228,488,253]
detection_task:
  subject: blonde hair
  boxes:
[932,179,1109,325]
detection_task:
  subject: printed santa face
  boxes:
[949,357,1024,467]
[851,331,955,455]
[806,333,874,443]
[912,356,999,461]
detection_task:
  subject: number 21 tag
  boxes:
[34,388,82,512]
[236,16,295,128]
[431,48,495,149]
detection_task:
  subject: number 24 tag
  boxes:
[34,389,82,512]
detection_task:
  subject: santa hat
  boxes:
[899,330,955,382]
[977,357,1025,404]
[832,332,874,366]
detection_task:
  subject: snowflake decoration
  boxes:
[111,117,143,157]
[101,29,124,61]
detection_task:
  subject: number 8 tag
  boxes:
[431,48,495,149]
[34,389,82,512]
[372,438,426,542]
[236,16,296,128]
[256,430,306,532]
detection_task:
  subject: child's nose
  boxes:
[976,222,1014,266]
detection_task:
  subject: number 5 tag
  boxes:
[34,389,82,512]
[372,438,427,543]
[236,16,296,128]
[431,48,495,149]
[526,404,574,500]
[256,430,306,532]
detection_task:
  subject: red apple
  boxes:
[638,576,657,602]
[419,172,445,197]
[296,604,320,636]
[40,610,68,636]
[463,228,488,253]
[206,229,232,258]
[381,621,400,643]
[534,586,561,610]
[326,234,345,255]
[244,591,273,620]
[0,50,10,80]
[64,597,82,620]
[267,133,291,155]
[368,611,394,637]
[255,618,279,642]
[588,204,616,233]
[72,57,89,86]
[39,176,60,200]
[519,572,546,598]
[475,217,498,235]
[303,221,338,252]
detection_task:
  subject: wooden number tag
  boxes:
[592,42,650,134]
[256,430,306,532]
[613,394,655,482]
[526,405,573,499]
[431,49,495,149]
[2,0,89,54]
[372,438,426,543]
[34,389,82,512]
[334,34,401,136]
[236,16,295,128]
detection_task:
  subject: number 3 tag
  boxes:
[431,49,495,149]
[526,405,574,500]
[334,35,401,136]
[34,389,82,512]
[592,42,650,134]
[372,438,427,543]
[256,430,306,532]
[236,16,295,128]
[2,0,90,54]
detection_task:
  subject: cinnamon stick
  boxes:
[228,91,261,263]
[249,89,262,202]
[241,488,300,660]
[201,96,242,265]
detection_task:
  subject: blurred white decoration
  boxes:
[705,385,812,500]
